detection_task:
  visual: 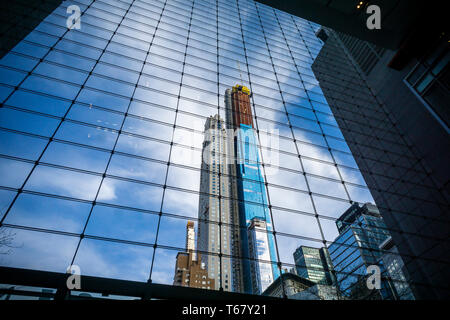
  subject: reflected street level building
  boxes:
[262,272,314,298]
[328,203,413,300]
[293,245,336,285]
[226,85,280,294]
[291,283,341,300]
[262,272,341,300]
[173,221,215,290]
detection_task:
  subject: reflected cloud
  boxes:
[25,166,109,201]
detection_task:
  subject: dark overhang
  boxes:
[0,0,64,59]
[256,0,444,51]
[0,266,280,300]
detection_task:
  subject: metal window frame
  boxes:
[0,266,278,301]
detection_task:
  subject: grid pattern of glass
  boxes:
[0,0,413,299]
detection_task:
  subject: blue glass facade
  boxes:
[235,123,280,293]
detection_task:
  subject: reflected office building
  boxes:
[293,245,336,286]
[328,203,415,300]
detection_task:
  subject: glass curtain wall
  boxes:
[0,0,409,299]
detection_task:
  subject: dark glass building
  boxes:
[311,27,449,299]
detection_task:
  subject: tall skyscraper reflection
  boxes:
[195,85,281,294]
[197,115,237,292]
[226,85,280,294]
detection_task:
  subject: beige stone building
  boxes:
[173,221,215,290]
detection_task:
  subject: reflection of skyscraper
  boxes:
[196,86,280,294]
[225,85,280,294]
[173,221,215,290]
[197,115,239,292]
[328,203,414,299]
[293,246,335,285]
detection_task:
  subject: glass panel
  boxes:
[115,133,171,161]
[55,122,118,149]
[0,228,78,273]
[85,205,158,243]
[41,142,110,173]
[272,209,321,239]
[0,158,33,188]
[25,165,102,201]
[97,178,163,211]
[268,186,314,213]
[73,238,153,281]
[0,131,47,160]
[0,189,17,220]
[5,194,90,233]
[0,108,59,137]
[162,189,200,218]
[151,248,179,285]
[107,154,166,185]
[5,90,71,117]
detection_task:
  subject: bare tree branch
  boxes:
[0,227,20,255]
